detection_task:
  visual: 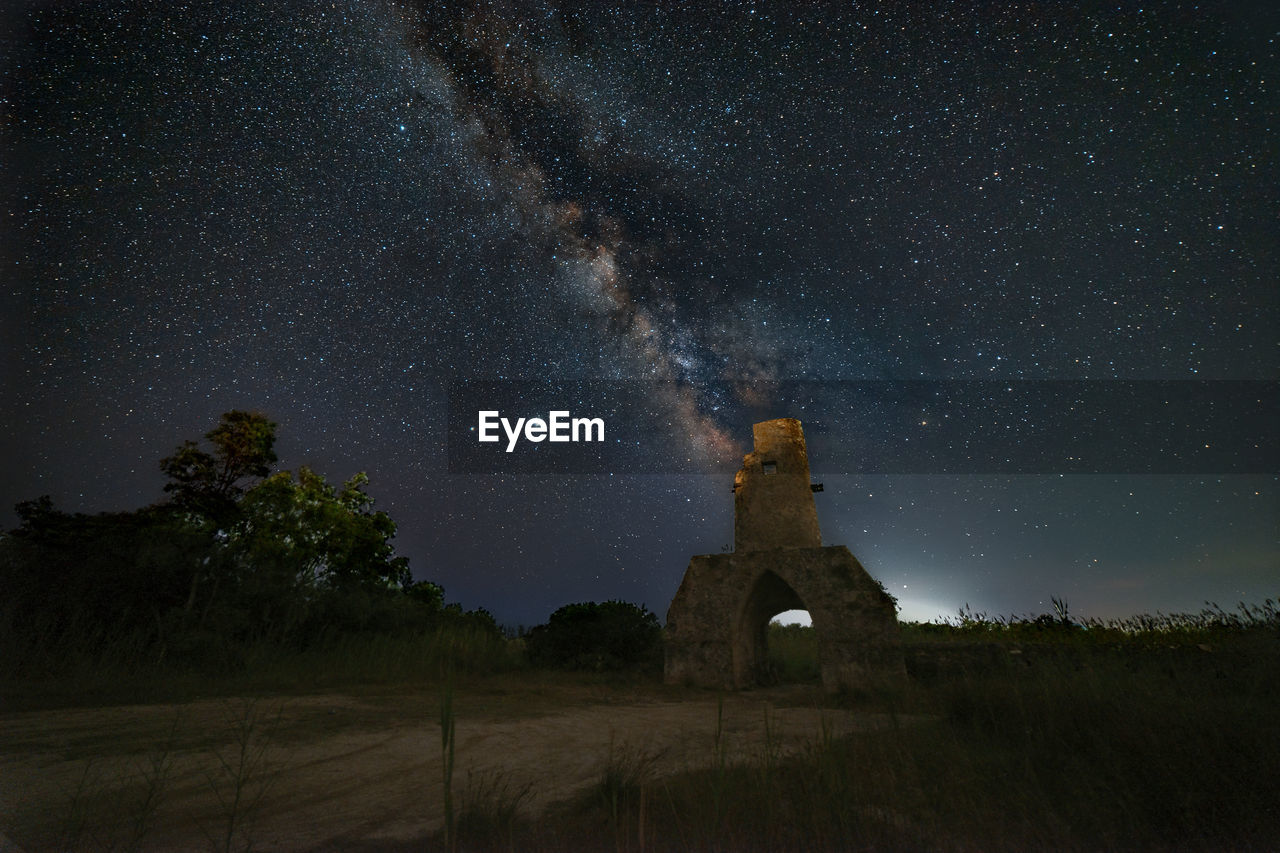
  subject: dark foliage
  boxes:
[0,411,495,678]
[2,501,203,644]
[159,409,278,524]
[525,600,662,672]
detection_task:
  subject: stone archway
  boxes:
[666,546,903,691]
[665,419,904,693]
[735,569,807,686]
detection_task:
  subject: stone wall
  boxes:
[665,546,904,692]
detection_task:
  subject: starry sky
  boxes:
[3,1,1276,626]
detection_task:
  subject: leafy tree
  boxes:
[236,467,410,591]
[156,411,278,624]
[152,415,413,639]
[406,580,446,609]
[180,466,407,643]
[1,410,454,673]
[160,410,278,522]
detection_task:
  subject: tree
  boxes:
[237,468,410,591]
[2,410,435,671]
[213,467,409,641]
[160,410,278,522]
[406,580,446,610]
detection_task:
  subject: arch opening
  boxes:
[768,610,819,684]
[735,570,819,687]
[772,609,811,626]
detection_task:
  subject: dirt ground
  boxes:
[0,680,918,851]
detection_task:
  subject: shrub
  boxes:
[525,601,662,672]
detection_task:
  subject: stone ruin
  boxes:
[664,418,904,692]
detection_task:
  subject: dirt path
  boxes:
[1,685,918,851]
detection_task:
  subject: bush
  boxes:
[525,601,662,672]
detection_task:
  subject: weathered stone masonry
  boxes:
[665,419,904,692]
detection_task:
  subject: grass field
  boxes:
[456,605,1280,852]
[2,603,1277,851]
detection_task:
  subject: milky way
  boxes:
[3,1,1275,625]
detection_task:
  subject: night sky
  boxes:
[3,1,1276,627]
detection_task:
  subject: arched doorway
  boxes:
[734,570,813,688]
[768,610,819,683]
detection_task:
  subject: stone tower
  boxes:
[733,418,822,552]
[665,418,904,692]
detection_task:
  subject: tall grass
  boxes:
[242,622,519,687]
[13,598,1279,850]
[454,769,533,851]
[909,598,1280,640]
[1,619,521,710]
[437,608,1280,852]
[203,699,282,853]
